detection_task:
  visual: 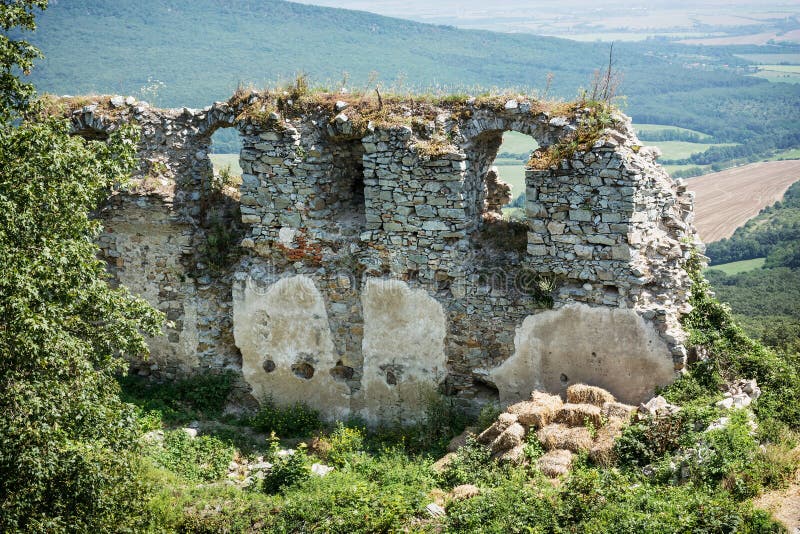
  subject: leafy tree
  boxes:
[0,0,47,122]
[0,1,164,531]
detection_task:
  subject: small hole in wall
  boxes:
[330,360,354,380]
[473,378,500,401]
[386,370,397,385]
[560,373,569,385]
[292,362,315,380]
[263,360,276,373]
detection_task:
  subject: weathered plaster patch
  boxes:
[360,279,447,424]
[490,303,675,405]
[233,274,350,420]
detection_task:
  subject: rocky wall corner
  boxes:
[59,92,702,423]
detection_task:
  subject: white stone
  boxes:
[311,463,334,476]
[426,503,446,517]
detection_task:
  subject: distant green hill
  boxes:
[20,0,800,159]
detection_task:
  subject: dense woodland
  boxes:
[2,2,800,532]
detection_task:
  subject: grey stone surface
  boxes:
[64,93,700,422]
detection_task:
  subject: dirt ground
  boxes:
[754,469,800,532]
[685,160,800,243]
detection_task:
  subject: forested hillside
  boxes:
[24,0,800,161]
[705,181,800,354]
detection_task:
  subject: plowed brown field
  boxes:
[685,160,800,243]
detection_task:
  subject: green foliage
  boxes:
[370,393,470,456]
[523,431,546,462]
[0,0,47,122]
[148,430,234,483]
[705,266,800,353]
[615,414,687,467]
[438,436,508,489]
[683,253,800,427]
[445,465,781,533]
[476,402,503,430]
[119,370,236,425]
[203,216,240,269]
[764,240,800,269]
[445,471,559,533]
[249,396,322,438]
[262,435,311,494]
[325,422,366,468]
[0,5,165,529]
[274,447,436,532]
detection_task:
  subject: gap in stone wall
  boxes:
[466,130,538,254]
[208,127,243,191]
[71,126,109,141]
[329,138,367,235]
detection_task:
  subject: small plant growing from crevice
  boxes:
[516,269,562,308]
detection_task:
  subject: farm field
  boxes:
[499,131,537,155]
[687,160,800,242]
[751,65,800,84]
[680,29,800,46]
[706,257,765,275]
[770,148,800,160]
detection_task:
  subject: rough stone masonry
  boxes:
[61,91,701,424]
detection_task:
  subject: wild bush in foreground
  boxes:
[0,4,165,530]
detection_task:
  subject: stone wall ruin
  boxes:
[66,91,701,423]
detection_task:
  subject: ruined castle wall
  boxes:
[66,93,700,423]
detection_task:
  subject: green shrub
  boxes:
[445,472,559,533]
[615,414,687,467]
[476,402,503,430]
[262,436,311,494]
[682,253,800,427]
[523,431,546,462]
[275,448,435,533]
[438,436,508,489]
[248,396,322,438]
[369,393,470,456]
[148,430,234,482]
[119,370,236,425]
[325,422,366,468]
[567,471,780,533]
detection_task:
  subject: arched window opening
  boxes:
[467,130,538,254]
[209,127,243,192]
